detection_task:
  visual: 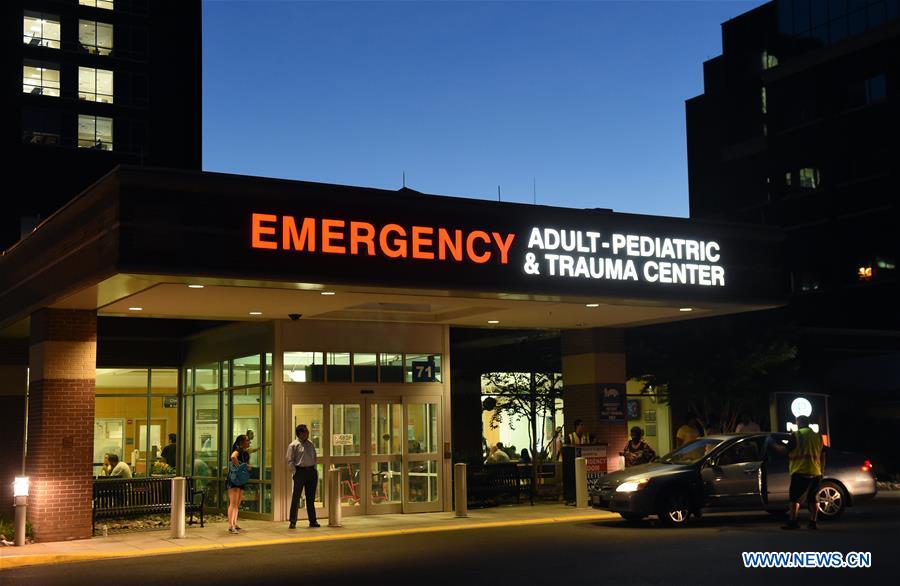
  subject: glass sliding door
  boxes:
[369,401,403,514]
[404,397,442,513]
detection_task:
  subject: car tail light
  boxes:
[861,460,872,473]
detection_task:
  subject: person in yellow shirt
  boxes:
[781,415,826,530]
[566,419,593,445]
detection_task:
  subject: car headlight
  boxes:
[616,478,651,492]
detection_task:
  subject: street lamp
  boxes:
[13,476,28,546]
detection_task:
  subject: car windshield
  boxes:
[659,438,724,465]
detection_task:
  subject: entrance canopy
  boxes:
[0,166,786,331]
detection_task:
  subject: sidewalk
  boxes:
[1,504,614,570]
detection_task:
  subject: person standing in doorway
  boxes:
[566,419,593,445]
[286,424,320,528]
[161,433,177,468]
[780,415,825,530]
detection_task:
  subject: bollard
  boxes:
[328,467,342,527]
[170,476,186,539]
[575,457,589,509]
[14,495,26,546]
[454,463,468,518]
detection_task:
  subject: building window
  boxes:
[761,86,767,114]
[78,114,113,150]
[799,167,820,190]
[78,67,114,103]
[80,0,115,9]
[22,61,60,97]
[22,109,61,145]
[79,19,114,55]
[761,51,779,70]
[23,12,61,49]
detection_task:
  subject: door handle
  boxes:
[743,468,758,475]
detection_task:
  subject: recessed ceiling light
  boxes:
[321,291,336,296]
[249,311,262,316]
[679,307,693,312]
[188,284,204,289]
[585,303,599,308]
[128,307,142,311]
[487,320,500,324]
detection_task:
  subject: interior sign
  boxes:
[524,228,725,286]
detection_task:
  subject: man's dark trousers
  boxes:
[290,466,318,525]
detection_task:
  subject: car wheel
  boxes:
[619,512,646,522]
[816,481,846,520]
[656,491,691,527]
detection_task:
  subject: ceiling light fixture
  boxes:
[585,303,599,308]
[321,291,336,296]
[487,320,500,324]
[249,311,262,316]
[679,307,693,312]
[188,284,204,289]
[128,307,142,311]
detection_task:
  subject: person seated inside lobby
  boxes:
[485,442,511,464]
[102,453,132,478]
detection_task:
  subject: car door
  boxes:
[764,433,792,506]
[702,438,764,509]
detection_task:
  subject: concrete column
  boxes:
[27,309,96,542]
[561,328,628,471]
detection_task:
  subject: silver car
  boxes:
[590,432,877,526]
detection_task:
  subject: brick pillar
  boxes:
[561,328,628,471]
[27,309,96,542]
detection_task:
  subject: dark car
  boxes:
[590,433,877,526]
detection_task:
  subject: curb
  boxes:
[1,511,617,570]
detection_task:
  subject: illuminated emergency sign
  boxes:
[250,214,728,289]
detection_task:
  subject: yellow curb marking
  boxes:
[1,512,616,570]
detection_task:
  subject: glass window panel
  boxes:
[94,396,150,477]
[148,395,178,475]
[793,0,811,32]
[264,353,272,384]
[867,74,887,103]
[233,387,261,468]
[79,20,114,55]
[194,363,220,390]
[284,351,323,382]
[849,8,867,34]
[79,0,115,9]
[77,115,113,150]
[22,109,61,145]
[150,368,178,394]
[261,483,273,514]
[184,368,194,394]
[22,62,60,97]
[183,394,194,473]
[326,352,351,382]
[330,404,361,456]
[405,353,442,383]
[96,368,149,394]
[812,0,829,25]
[336,463,362,507]
[264,385,272,480]
[379,353,404,383]
[353,352,378,383]
[232,355,261,386]
[292,404,323,451]
[408,460,439,503]
[23,12,61,49]
[193,393,219,486]
[371,461,402,505]
[239,482,261,513]
[830,16,849,41]
[868,2,886,26]
[830,0,849,16]
[407,403,438,453]
[371,403,402,455]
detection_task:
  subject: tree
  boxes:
[627,311,797,433]
[481,371,564,463]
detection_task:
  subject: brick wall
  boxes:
[562,328,628,471]
[27,309,96,542]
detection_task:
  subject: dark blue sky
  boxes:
[203,1,766,217]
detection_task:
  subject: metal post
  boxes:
[454,463,468,518]
[575,457,589,509]
[328,467,342,527]
[14,496,27,546]
[170,477,186,539]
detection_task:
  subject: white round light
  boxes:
[791,397,812,418]
[128,307,142,311]
[487,320,500,324]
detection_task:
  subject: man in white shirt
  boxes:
[735,413,761,433]
[285,424,319,528]
[107,453,132,478]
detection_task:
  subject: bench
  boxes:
[466,463,534,507]
[92,477,206,535]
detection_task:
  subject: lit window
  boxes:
[799,168,820,190]
[78,114,113,150]
[79,67,114,103]
[23,61,60,97]
[79,0,115,9]
[79,20,114,56]
[23,12,61,49]
[857,266,873,281]
[785,172,793,187]
[761,86,767,114]
[761,51,779,70]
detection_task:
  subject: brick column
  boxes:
[561,328,628,471]
[27,309,96,542]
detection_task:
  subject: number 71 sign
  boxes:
[412,359,436,382]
